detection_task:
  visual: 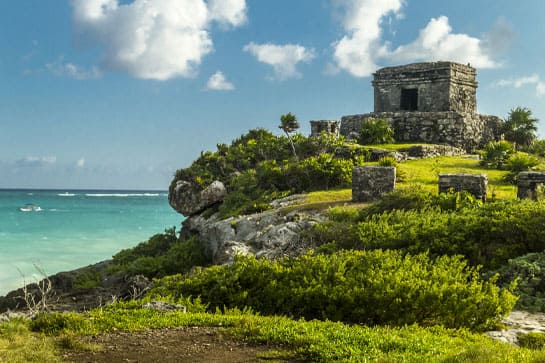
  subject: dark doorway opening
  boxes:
[400,88,418,111]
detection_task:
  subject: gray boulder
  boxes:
[169,180,226,216]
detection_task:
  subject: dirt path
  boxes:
[62,326,303,363]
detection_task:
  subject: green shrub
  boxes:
[479,140,515,169]
[150,250,516,330]
[504,153,540,184]
[30,313,89,335]
[111,229,209,279]
[528,139,545,156]
[358,118,395,145]
[362,186,435,217]
[436,189,483,211]
[492,252,545,312]
[518,332,545,350]
[356,200,545,269]
[73,271,101,290]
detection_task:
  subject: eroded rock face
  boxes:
[169,180,226,216]
[182,195,326,265]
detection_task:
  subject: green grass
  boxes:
[397,155,517,200]
[304,189,352,204]
[24,302,545,362]
[0,319,60,363]
[365,142,433,151]
[306,155,518,204]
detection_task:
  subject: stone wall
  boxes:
[438,174,488,202]
[352,166,396,202]
[340,112,501,151]
[310,120,339,137]
[398,145,465,158]
[372,62,477,114]
[517,172,545,200]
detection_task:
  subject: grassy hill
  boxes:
[4,130,545,362]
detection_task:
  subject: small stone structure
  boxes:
[310,120,339,137]
[352,166,396,202]
[373,62,477,113]
[517,172,545,200]
[338,62,503,151]
[398,145,465,159]
[438,174,488,202]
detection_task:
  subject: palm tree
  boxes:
[503,107,538,150]
[279,112,300,160]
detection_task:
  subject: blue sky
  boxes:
[1,0,544,189]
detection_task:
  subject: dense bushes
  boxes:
[356,200,545,269]
[172,129,360,217]
[111,228,209,278]
[150,250,516,330]
[492,252,545,312]
[479,140,542,184]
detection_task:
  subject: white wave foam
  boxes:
[85,193,161,197]
[58,193,76,197]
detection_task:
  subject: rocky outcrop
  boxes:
[169,180,226,216]
[0,261,152,314]
[182,195,327,264]
[487,310,545,346]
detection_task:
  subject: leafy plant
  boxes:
[479,140,515,169]
[436,189,483,211]
[503,152,540,184]
[358,118,395,145]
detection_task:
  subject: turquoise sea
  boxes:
[0,189,182,296]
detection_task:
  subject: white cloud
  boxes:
[46,58,103,80]
[389,16,496,68]
[71,0,247,80]
[332,0,404,77]
[206,71,234,90]
[243,42,316,81]
[208,0,247,27]
[76,158,86,168]
[15,156,57,168]
[332,0,498,77]
[496,74,545,96]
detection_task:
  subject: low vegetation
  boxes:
[150,250,515,330]
[15,303,545,363]
[110,227,209,279]
[6,110,545,361]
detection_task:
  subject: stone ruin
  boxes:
[337,62,503,151]
[438,174,488,202]
[517,172,545,200]
[310,120,339,137]
[352,166,396,202]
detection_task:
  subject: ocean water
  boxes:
[0,189,182,296]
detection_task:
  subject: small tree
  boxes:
[358,118,395,145]
[503,107,538,150]
[279,112,300,160]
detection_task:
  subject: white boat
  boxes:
[19,204,42,212]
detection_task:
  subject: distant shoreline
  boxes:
[0,188,168,193]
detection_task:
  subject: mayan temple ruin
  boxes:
[312,62,504,151]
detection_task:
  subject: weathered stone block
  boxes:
[438,174,488,202]
[310,120,339,137]
[352,166,396,202]
[517,171,545,200]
